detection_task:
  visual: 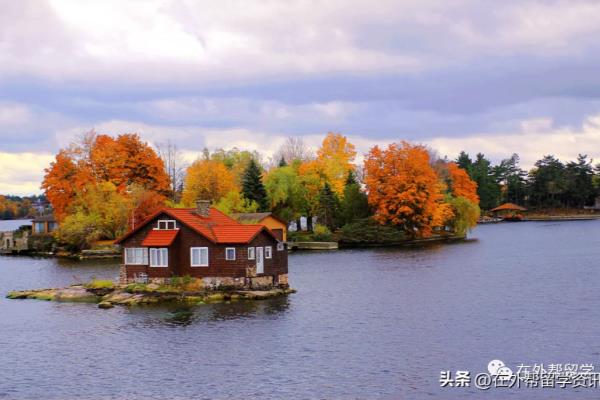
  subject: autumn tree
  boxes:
[447,162,479,204]
[42,132,169,220]
[215,191,259,215]
[56,182,131,250]
[210,147,261,187]
[316,132,356,195]
[241,158,268,211]
[41,149,86,220]
[364,142,453,238]
[297,159,328,231]
[182,159,236,205]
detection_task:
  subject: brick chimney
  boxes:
[195,199,211,217]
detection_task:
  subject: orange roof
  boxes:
[490,203,527,212]
[115,207,275,244]
[141,229,179,246]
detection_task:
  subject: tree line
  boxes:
[0,195,47,220]
[41,131,484,249]
[456,152,600,210]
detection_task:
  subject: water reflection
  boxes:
[129,296,292,328]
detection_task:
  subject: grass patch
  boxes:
[85,279,115,290]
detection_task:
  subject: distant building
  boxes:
[231,212,288,241]
[490,203,527,221]
[0,230,29,252]
[31,214,58,235]
[114,201,288,288]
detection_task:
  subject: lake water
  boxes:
[0,219,31,232]
[1,221,600,399]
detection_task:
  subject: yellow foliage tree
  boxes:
[182,159,237,205]
[316,132,356,195]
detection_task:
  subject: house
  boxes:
[231,212,288,241]
[31,214,58,235]
[114,200,288,288]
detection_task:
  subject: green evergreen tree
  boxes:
[528,155,566,208]
[471,153,501,210]
[564,154,595,207]
[456,151,473,174]
[345,169,358,185]
[340,171,370,225]
[278,156,287,167]
[317,182,340,231]
[241,159,269,211]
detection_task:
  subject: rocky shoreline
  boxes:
[6,283,296,309]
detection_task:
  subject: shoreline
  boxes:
[7,284,296,309]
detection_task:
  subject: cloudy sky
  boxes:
[2,0,600,195]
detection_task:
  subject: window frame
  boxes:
[277,242,284,251]
[265,246,272,259]
[247,247,255,260]
[190,247,209,267]
[125,247,148,265]
[155,220,177,230]
[225,247,236,261]
[149,248,169,267]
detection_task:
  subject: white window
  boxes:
[265,246,272,259]
[277,242,284,251]
[125,248,148,265]
[149,248,168,267]
[247,247,255,260]
[156,220,177,230]
[191,247,209,267]
[225,247,236,261]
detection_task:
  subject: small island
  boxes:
[7,278,295,309]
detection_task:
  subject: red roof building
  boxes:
[115,201,288,288]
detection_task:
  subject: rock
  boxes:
[6,289,57,301]
[204,293,225,302]
[146,283,161,291]
[183,296,205,305]
[101,290,136,304]
[7,284,297,307]
[98,301,114,309]
[54,286,98,303]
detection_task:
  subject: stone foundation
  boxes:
[122,270,289,290]
[277,274,289,286]
[249,275,274,289]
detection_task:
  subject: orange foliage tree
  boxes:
[181,159,237,205]
[316,132,356,195]
[447,162,479,204]
[364,142,453,238]
[42,131,169,221]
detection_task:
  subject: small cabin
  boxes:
[32,214,58,235]
[231,212,288,241]
[114,201,288,289]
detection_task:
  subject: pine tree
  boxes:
[278,156,287,167]
[241,159,269,211]
[345,170,358,186]
[341,177,370,225]
[317,182,340,231]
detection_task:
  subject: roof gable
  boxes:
[115,207,278,244]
